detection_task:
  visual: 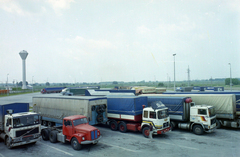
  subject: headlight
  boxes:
[82,137,85,140]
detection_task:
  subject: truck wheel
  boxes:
[119,122,127,133]
[216,120,221,129]
[49,130,58,143]
[41,129,50,141]
[142,127,150,138]
[170,121,176,131]
[110,121,118,131]
[71,137,82,150]
[193,125,204,135]
[5,137,12,149]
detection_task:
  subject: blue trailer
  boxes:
[85,89,136,96]
[106,95,171,138]
[0,103,41,148]
[41,87,66,94]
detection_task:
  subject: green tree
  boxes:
[113,81,118,84]
[158,82,164,87]
[225,78,239,85]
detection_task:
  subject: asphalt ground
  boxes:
[0,93,240,157]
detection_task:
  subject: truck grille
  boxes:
[91,130,98,140]
[16,127,39,137]
[163,122,169,128]
[211,118,216,125]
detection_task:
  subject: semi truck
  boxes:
[32,95,108,126]
[106,96,171,138]
[41,87,66,94]
[159,93,240,129]
[142,96,216,135]
[61,87,100,96]
[41,115,101,150]
[0,103,41,148]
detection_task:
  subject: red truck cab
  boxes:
[41,115,101,150]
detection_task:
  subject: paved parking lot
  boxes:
[0,93,240,157]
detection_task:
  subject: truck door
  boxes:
[63,120,73,138]
[5,117,12,134]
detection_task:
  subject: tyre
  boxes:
[110,121,118,131]
[42,121,47,126]
[142,127,150,138]
[49,130,58,143]
[71,137,82,150]
[48,121,53,127]
[193,125,204,135]
[170,121,176,131]
[119,122,127,133]
[216,120,221,129]
[5,137,12,149]
[41,129,50,141]
[97,114,103,122]
[96,106,103,114]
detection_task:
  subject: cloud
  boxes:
[137,25,151,34]
[0,0,28,15]
[46,0,74,12]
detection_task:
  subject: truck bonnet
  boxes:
[74,124,97,133]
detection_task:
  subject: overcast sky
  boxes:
[0,0,239,84]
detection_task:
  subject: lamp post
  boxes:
[7,74,9,95]
[173,54,176,91]
[229,63,232,91]
[32,76,34,92]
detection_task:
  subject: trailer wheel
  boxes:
[96,106,104,114]
[49,130,58,143]
[142,127,150,138]
[216,120,221,129]
[71,137,82,150]
[41,129,50,141]
[119,122,127,133]
[193,125,204,135]
[110,121,118,131]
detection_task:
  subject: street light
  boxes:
[173,54,176,91]
[7,74,9,95]
[228,63,232,91]
[32,76,34,92]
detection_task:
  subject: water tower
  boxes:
[19,50,28,89]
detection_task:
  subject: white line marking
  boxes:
[0,153,5,157]
[101,142,140,152]
[39,142,74,156]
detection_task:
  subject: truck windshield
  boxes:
[158,109,169,119]
[73,118,88,126]
[13,115,40,128]
[208,107,216,117]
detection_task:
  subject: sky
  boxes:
[0,0,240,84]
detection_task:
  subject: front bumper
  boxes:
[205,126,216,133]
[81,135,102,145]
[11,136,41,147]
[154,127,171,135]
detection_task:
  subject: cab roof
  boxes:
[64,115,87,120]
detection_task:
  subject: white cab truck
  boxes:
[142,95,217,135]
[0,103,41,148]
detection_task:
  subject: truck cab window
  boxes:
[150,112,156,119]
[143,111,148,118]
[198,109,207,115]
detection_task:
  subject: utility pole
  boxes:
[229,63,232,91]
[173,54,176,91]
[187,65,190,86]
